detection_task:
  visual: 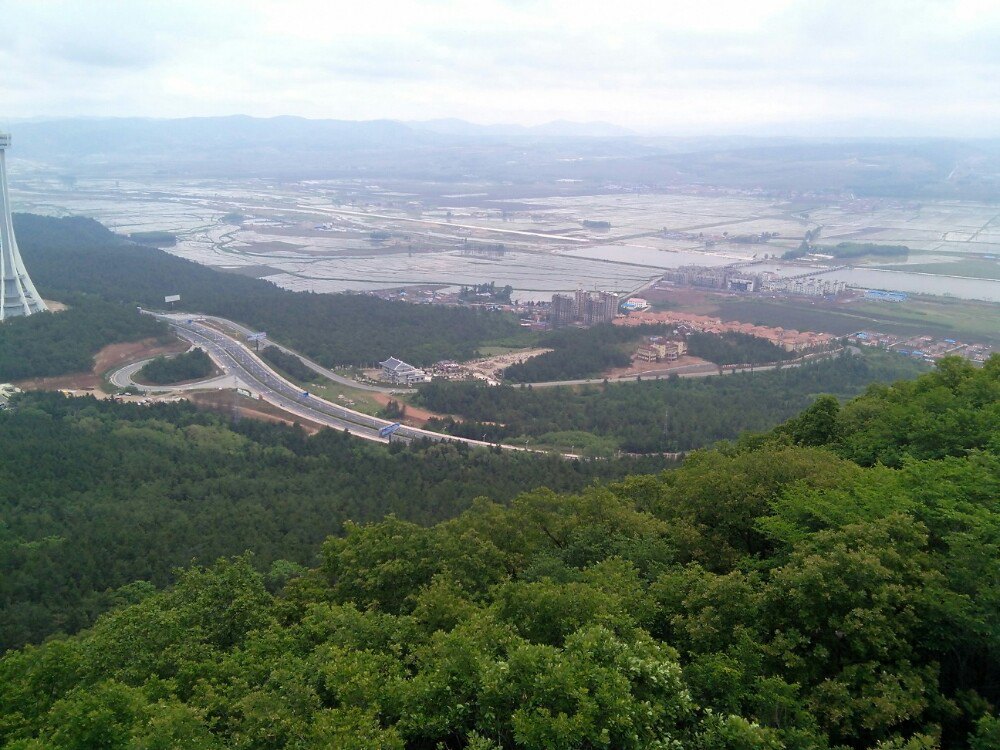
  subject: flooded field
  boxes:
[8,169,1000,302]
[815,266,1000,302]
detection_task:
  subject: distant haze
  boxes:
[7,117,999,202]
[1,0,998,137]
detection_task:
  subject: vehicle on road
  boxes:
[379,422,402,438]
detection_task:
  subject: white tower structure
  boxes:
[0,132,47,320]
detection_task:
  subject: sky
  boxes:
[0,0,997,136]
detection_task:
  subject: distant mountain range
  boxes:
[9,115,636,159]
[408,118,637,138]
[6,116,999,200]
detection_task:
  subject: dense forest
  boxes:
[784,241,909,261]
[685,331,794,366]
[0,392,671,653]
[136,347,213,384]
[0,356,996,749]
[260,345,320,382]
[818,242,910,259]
[126,230,177,247]
[503,325,641,383]
[15,214,527,368]
[503,325,796,384]
[420,351,928,453]
[0,295,167,381]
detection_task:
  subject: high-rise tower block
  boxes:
[0,132,47,320]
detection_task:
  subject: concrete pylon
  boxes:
[0,132,47,321]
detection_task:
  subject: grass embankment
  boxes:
[253,347,386,416]
[296,380,384,415]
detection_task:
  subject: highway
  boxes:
[118,310,845,452]
[194,315,409,394]
[142,312,521,452]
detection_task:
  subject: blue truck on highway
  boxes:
[379,423,402,439]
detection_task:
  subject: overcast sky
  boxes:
[0,0,997,135]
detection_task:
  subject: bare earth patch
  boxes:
[601,354,716,380]
[188,392,326,433]
[464,348,553,382]
[94,338,190,374]
[15,337,189,394]
[369,392,445,427]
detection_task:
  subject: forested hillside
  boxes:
[136,347,214,384]
[15,214,526,367]
[771,355,1000,466]
[502,326,796,385]
[686,330,794,366]
[0,356,996,749]
[260,345,320,382]
[0,295,167,381]
[420,351,927,453]
[503,325,635,383]
[0,393,670,653]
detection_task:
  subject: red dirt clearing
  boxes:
[15,337,189,393]
[369,392,446,427]
[188,392,326,434]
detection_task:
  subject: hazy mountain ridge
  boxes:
[410,118,637,138]
[7,116,999,198]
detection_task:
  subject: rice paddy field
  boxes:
[8,171,1000,303]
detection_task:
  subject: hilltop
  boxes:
[1,356,997,749]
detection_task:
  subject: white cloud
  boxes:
[0,0,996,134]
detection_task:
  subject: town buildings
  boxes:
[761,276,847,296]
[551,293,577,326]
[635,337,687,363]
[549,289,619,327]
[661,264,847,298]
[621,297,650,311]
[847,330,994,364]
[618,310,834,353]
[378,357,429,385]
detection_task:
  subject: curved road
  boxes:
[109,354,238,392]
[132,312,533,452]
[117,310,845,453]
[195,315,409,394]
[191,313,836,390]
